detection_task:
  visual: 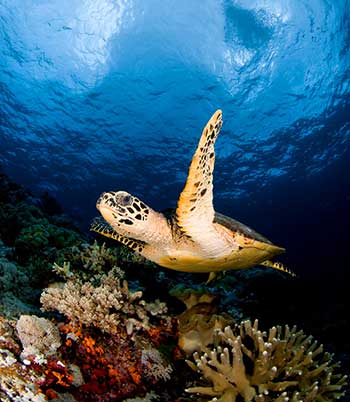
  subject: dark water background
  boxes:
[1,0,350,372]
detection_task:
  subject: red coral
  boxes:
[45,389,58,399]
[27,317,179,401]
[147,318,178,346]
[59,324,147,401]
[37,359,74,389]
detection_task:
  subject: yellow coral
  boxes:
[186,319,347,402]
[178,303,233,355]
[172,286,234,355]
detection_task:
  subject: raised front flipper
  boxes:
[175,110,223,245]
[90,217,145,253]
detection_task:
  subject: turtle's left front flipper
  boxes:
[175,110,222,244]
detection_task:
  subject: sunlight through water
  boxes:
[0,0,349,219]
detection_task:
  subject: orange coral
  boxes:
[147,327,163,344]
[128,365,142,385]
[81,336,104,356]
[50,369,73,387]
[48,314,178,400]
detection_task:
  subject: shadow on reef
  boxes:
[0,171,348,401]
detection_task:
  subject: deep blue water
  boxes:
[1,0,350,281]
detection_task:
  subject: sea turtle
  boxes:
[91,110,294,280]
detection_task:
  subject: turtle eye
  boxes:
[119,194,132,206]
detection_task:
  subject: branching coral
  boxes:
[78,241,118,274]
[41,268,167,334]
[141,348,173,382]
[186,319,347,402]
[52,241,124,281]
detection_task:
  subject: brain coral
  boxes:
[186,319,347,402]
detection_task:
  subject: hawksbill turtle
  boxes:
[91,110,294,280]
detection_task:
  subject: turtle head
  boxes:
[96,190,152,240]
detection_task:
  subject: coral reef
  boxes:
[0,172,87,317]
[38,262,177,401]
[170,285,218,310]
[0,250,39,318]
[141,347,173,382]
[14,219,81,255]
[16,315,61,359]
[0,172,348,401]
[0,289,177,402]
[186,319,347,401]
[123,391,159,401]
[79,241,118,274]
[0,316,49,401]
[171,286,234,355]
[51,240,135,282]
[41,268,168,335]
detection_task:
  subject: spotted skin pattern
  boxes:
[92,190,171,260]
[175,110,222,239]
[96,191,150,225]
[91,217,145,253]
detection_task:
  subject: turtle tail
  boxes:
[260,260,297,277]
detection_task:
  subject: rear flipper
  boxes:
[260,260,297,277]
[206,271,218,284]
[205,271,227,284]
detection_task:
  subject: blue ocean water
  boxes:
[1,1,350,397]
[1,1,350,273]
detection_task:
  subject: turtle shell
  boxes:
[214,212,273,245]
[163,208,273,245]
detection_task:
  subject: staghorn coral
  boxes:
[186,319,347,402]
[41,268,167,334]
[78,241,117,274]
[52,261,74,280]
[52,241,125,281]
